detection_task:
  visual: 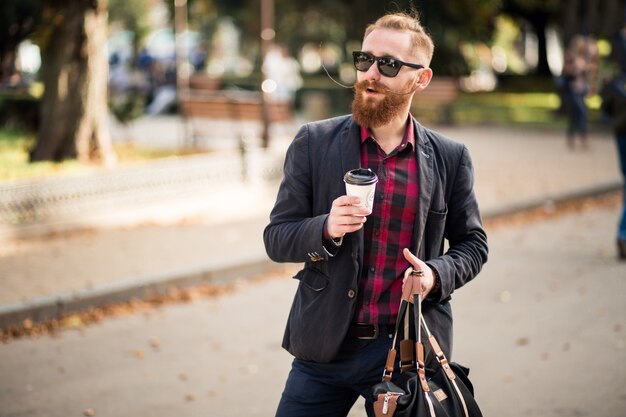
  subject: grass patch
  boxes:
[0,129,205,182]
[0,129,86,181]
[452,91,602,130]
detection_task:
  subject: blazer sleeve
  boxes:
[263,125,331,263]
[426,145,488,302]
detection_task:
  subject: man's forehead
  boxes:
[362,28,414,57]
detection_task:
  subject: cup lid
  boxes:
[344,168,378,185]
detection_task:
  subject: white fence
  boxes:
[0,149,284,236]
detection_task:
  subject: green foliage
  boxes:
[201,0,502,76]
[416,0,501,76]
[108,0,152,57]
[0,93,39,132]
[108,90,146,125]
[0,128,84,181]
[453,91,562,126]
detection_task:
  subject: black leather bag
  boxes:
[371,271,483,417]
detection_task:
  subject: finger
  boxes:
[333,195,362,207]
[332,205,370,218]
[403,248,421,268]
[331,218,366,233]
[332,214,366,226]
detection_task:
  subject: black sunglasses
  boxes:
[352,51,424,78]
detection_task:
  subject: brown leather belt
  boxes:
[347,323,392,339]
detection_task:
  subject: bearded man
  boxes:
[264,11,488,417]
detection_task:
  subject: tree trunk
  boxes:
[30,0,116,166]
[531,14,551,77]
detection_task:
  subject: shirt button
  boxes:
[348,289,356,299]
[370,267,375,273]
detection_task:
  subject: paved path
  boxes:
[0,203,624,417]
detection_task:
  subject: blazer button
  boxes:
[347,289,356,299]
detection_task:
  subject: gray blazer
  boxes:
[263,115,488,363]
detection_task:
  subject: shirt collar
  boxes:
[359,115,416,150]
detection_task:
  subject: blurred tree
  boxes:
[417,0,500,76]
[501,0,560,76]
[560,0,625,44]
[0,0,42,83]
[163,0,218,38]
[502,0,625,76]
[107,0,152,132]
[29,0,116,165]
[267,0,500,76]
[161,0,501,77]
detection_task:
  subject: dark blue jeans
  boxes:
[275,333,395,417]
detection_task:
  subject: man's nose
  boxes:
[364,61,381,80]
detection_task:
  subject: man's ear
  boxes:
[414,68,433,91]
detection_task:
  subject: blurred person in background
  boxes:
[263,44,302,104]
[561,37,588,150]
[600,26,626,260]
[561,35,599,150]
[264,10,488,416]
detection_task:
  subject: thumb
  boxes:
[403,248,420,268]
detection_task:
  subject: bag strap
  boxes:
[381,267,422,381]
[416,292,472,417]
[379,269,472,417]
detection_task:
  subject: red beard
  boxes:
[351,80,412,128]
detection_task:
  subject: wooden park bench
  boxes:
[411,77,459,124]
[179,88,294,148]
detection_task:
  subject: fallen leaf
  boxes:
[60,315,84,329]
[515,337,529,346]
[149,337,160,350]
[498,290,511,303]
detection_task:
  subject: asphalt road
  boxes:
[0,202,625,417]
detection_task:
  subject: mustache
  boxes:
[354,80,385,93]
[354,79,415,96]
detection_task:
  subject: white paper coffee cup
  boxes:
[344,168,378,215]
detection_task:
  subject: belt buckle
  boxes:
[358,323,379,340]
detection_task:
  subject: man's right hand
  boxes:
[326,195,370,239]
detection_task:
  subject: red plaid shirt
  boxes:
[354,117,419,326]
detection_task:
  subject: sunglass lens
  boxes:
[377,58,400,77]
[353,52,373,72]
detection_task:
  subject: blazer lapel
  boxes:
[413,121,434,259]
[340,119,365,264]
[340,119,362,174]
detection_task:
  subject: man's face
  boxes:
[351,28,423,128]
